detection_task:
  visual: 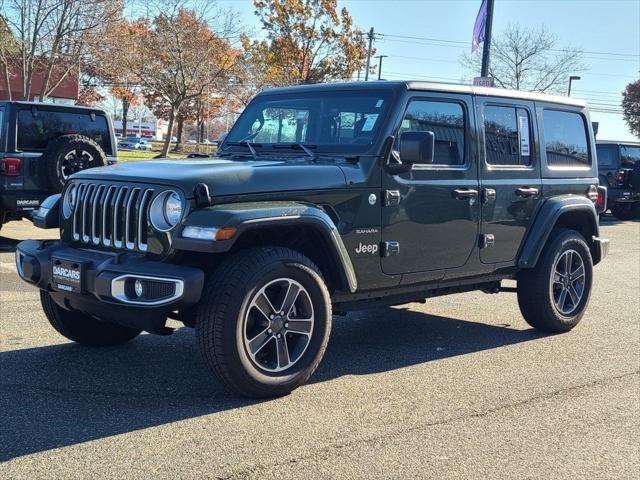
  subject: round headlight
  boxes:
[62,184,77,218]
[149,190,183,231]
[164,192,183,225]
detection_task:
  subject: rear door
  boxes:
[475,97,542,264]
[381,93,480,275]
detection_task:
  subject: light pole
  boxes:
[375,55,388,80]
[568,76,581,97]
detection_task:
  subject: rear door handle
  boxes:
[515,187,539,198]
[452,188,479,200]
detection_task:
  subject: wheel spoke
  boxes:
[254,292,277,320]
[567,285,581,306]
[275,335,290,369]
[571,264,584,280]
[553,271,564,284]
[557,288,568,312]
[248,328,272,355]
[285,319,313,335]
[280,281,301,315]
[564,251,572,274]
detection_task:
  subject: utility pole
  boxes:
[364,27,375,81]
[375,55,388,80]
[480,0,495,77]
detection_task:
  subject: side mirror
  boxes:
[399,131,435,164]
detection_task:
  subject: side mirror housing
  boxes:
[399,131,435,164]
[32,193,61,229]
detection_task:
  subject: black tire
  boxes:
[517,228,593,332]
[43,134,107,192]
[196,247,332,398]
[40,291,141,346]
[610,202,636,220]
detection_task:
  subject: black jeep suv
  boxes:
[596,140,640,219]
[0,101,117,231]
[16,82,609,398]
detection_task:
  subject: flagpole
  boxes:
[480,0,495,77]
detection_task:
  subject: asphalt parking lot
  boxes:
[1,217,638,479]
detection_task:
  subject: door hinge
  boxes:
[479,234,495,248]
[383,241,400,256]
[384,190,401,206]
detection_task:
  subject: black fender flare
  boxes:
[518,196,602,268]
[173,201,357,293]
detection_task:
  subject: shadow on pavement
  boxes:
[0,235,21,253]
[0,307,546,461]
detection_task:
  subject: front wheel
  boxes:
[517,229,593,332]
[41,291,141,346]
[196,247,332,398]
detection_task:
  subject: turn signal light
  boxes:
[215,227,237,241]
[0,157,21,176]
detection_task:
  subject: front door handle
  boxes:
[452,188,479,200]
[515,187,539,198]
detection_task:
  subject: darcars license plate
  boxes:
[51,258,85,293]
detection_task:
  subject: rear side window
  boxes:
[17,109,112,154]
[543,110,590,168]
[398,100,465,165]
[621,145,640,167]
[595,144,619,168]
[484,105,532,166]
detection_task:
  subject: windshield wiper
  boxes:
[271,143,317,160]
[223,141,261,159]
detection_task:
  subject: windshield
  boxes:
[224,89,393,154]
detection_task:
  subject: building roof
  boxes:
[260,80,587,107]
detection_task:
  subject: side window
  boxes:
[17,110,112,154]
[543,110,590,167]
[483,105,532,166]
[595,144,618,168]
[621,145,640,167]
[398,100,465,166]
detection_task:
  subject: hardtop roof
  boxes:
[259,80,587,108]
[0,100,107,114]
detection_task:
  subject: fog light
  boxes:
[134,279,144,298]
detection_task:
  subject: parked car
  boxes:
[596,140,640,219]
[0,101,117,231]
[118,136,152,151]
[16,81,608,398]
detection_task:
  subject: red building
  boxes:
[0,63,79,102]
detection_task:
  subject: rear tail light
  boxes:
[0,157,21,176]
[596,186,607,214]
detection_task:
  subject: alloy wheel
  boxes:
[243,278,314,373]
[60,149,94,180]
[551,249,586,315]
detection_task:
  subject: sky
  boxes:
[218,0,640,141]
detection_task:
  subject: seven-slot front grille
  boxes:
[72,183,155,252]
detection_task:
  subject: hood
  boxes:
[72,157,348,198]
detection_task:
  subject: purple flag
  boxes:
[472,0,487,52]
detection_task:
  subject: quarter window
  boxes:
[543,110,590,167]
[484,105,532,166]
[398,100,465,165]
[621,145,640,167]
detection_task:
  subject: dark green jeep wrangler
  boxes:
[16,82,609,397]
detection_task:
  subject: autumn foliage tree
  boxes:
[243,0,368,86]
[622,80,640,138]
[121,6,240,156]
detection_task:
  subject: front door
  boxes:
[475,97,542,264]
[381,94,480,275]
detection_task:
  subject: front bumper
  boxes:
[16,240,204,333]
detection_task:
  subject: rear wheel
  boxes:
[517,229,593,332]
[40,291,141,346]
[196,247,332,398]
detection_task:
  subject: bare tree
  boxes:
[462,24,585,94]
[0,0,121,100]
